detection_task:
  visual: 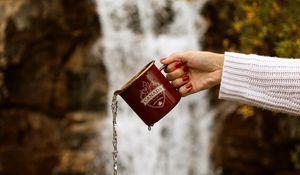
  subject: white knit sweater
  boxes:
[219,52,300,116]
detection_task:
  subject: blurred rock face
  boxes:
[210,103,300,175]
[0,0,107,175]
[1,0,106,112]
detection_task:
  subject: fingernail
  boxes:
[183,66,189,73]
[185,83,192,89]
[174,62,182,68]
[160,57,167,62]
[182,75,189,82]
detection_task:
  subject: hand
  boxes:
[160,51,224,96]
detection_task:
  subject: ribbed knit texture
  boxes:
[219,52,300,116]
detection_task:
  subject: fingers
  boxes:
[162,60,191,96]
[164,61,182,73]
[172,75,189,87]
[160,52,188,65]
[160,51,190,73]
[178,83,193,97]
[166,66,189,81]
[168,71,193,97]
[159,51,194,97]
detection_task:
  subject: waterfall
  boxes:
[95,0,215,174]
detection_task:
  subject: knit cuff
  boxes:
[219,52,251,103]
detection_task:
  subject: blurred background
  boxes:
[0,0,300,175]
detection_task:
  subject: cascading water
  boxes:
[95,0,215,174]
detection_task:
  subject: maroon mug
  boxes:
[115,61,181,126]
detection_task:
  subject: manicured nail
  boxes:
[174,62,182,68]
[183,66,189,73]
[185,83,192,89]
[182,75,189,82]
[160,57,167,62]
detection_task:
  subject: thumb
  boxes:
[160,52,188,65]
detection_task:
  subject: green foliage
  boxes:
[204,0,300,58]
[203,0,300,58]
[291,144,300,170]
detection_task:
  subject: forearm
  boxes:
[219,52,300,116]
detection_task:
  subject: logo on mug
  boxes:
[140,78,166,108]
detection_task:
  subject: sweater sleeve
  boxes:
[219,52,300,116]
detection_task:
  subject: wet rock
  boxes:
[1,0,106,113]
[0,109,61,175]
[0,0,107,175]
[54,112,104,175]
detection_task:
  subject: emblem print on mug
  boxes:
[140,79,166,108]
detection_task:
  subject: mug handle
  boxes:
[159,64,167,72]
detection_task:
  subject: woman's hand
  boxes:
[160,51,224,96]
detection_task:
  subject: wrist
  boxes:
[214,53,224,85]
[216,53,224,69]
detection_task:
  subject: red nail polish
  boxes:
[182,75,189,82]
[174,62,182,68]
[160,57,167,62]
[185,83,192,89]
[183,66,189,73]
